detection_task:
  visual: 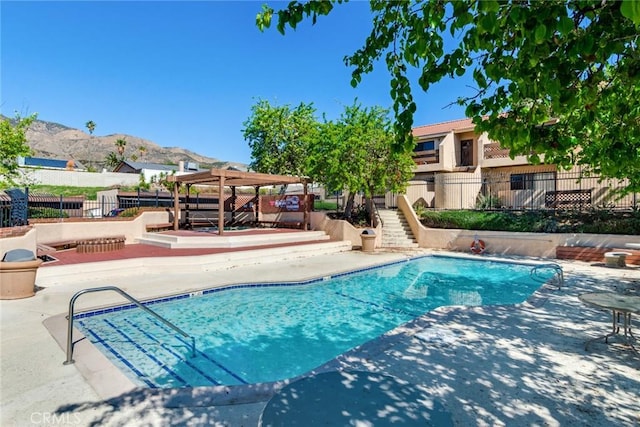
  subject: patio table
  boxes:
[579,292,640,355]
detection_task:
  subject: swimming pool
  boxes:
[74,255,555,388]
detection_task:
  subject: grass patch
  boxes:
[23,185,106,199]
[314,200,339,211]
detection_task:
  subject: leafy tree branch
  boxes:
[0,113,37,185]
[258,0,640,192]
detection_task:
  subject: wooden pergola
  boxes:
[167,169,310,235]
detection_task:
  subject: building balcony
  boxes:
[482,143,530,167]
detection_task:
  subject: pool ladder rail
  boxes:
[530,263,564,289]
[64,286,196,365]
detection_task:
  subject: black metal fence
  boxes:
[393,171,639,211]
[0,189,181,226]
[1,188,287,226]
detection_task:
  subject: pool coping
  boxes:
[43,252,562,404]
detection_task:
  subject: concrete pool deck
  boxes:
[1,249,639,426]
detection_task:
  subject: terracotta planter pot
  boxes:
[0,259,43,299]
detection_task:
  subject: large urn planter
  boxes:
[0,250,43,300]
[360,229,377,252]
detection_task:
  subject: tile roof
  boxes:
[116,161,180,172]
[412,118,475,138]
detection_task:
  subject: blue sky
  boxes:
[2,1,471,164]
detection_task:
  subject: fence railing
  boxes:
[0,189,178,226]
[389,171,639,211]
[1,189,326,227]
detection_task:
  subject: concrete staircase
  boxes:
[377,209,419,248]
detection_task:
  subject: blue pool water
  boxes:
[75,256,554,388]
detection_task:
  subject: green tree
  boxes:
[104,152,120,169]
[0,113,37,185]
[242,99,319,177]
[257,1,640,191]
[85,120,97,171]
[137,145,147,160]
[115,138,127,157]
[310,101,414,224]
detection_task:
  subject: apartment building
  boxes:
[406,118,635,210]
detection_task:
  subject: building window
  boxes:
[510,173,535,190]
[415,140,435,152]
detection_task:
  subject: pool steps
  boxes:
[65,286,196,366]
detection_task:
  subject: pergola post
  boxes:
[172,181,180,230]
[231,186,236,225]
[185,184,191,229]
[255,186,260,224]
[218,174,225,235]
[303,180,309,230]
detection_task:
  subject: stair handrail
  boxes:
[372,202,383,228]
[530,263,564,289]
[64,285,196,365]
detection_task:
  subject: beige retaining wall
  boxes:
[17,168,140,187]
[0,228,38,258]
[32,211,172,245]
[0,211,173,260]
[311,212,382,248]
[397,194,640,258]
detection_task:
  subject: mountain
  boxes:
[18,117,247,170]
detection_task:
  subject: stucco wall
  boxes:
[313,212,381,248]
[31,211,172,245]
[17,168,140,187]
[434,170,482,209]
[0,228,38,258]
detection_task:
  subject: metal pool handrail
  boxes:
[64,286,196,365]
[530,263,564,289]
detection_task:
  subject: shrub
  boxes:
[416,209,640,234]
[475,194,501,210]
[28,207,69,218]
[119,207,139,217]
